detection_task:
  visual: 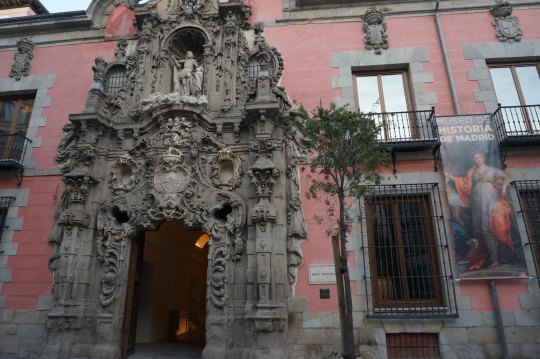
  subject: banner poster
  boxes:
[437,115,527,279]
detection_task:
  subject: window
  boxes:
[0,96,33,135]
[386,333,441,359]
[0,196,14,241]
[489,63,540,134]
[104,66,128,96]
[514,180,540,277]
[367,194,442,306]
[360,184,458,318]
[248,52,275,82]
[0,96,34,164]
[354,71,420,141]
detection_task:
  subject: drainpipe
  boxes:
[435,0,461,115]
[490,280,510,359]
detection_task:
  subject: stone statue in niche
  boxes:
[173,51,204,97]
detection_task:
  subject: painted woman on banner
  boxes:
[445,150,514,270]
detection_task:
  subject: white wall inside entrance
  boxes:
[135,221,208,344]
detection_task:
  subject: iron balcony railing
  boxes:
[369,108,438,145]
[0,133,32,186]
[0,133,32,167]
[491,104,540,144]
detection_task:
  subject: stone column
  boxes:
[247,89,288,357]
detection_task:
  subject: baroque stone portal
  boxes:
[45,1,307,358]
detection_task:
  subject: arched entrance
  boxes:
[123,220,208,358]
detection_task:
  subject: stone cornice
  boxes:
[0,0,49,14]
[0,12,96,42]
[279,0,540,24]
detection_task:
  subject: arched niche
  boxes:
[161,26,210,94]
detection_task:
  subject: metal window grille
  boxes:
[386,333,441,359]
[513,180,540,279]
[0,196,14,241]
[104,66,127,96]
[248,53,275,81]
[360,184,458,318]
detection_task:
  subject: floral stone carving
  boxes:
[10,37,35,81]
[211,148,243,190]
[363,7,388,55]
[110,154,141,195]
[490,0,523,43]
[96,205,134,307]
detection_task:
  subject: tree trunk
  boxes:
[332,190,356,359]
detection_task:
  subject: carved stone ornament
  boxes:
[114,39,128,60]
[109,154,141,195]
[173,50,204,97]
[10,37,35,81]
[153,147,191,194]
[490,0,523,43]
[247,154,280,199]
[64,175,98,207]
[96,205,135,307]
[211,148,243,190]
[363,7,388,55]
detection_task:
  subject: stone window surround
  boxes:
[330,46,436,112]
[463,40,540,113]
[0,188,28,299]
[0,74,57,176]
[0,74,55,305]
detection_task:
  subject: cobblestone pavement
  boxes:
[129,341,203,359]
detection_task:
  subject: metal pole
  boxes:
[489,280,509,359]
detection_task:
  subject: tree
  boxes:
[295,104,390,359]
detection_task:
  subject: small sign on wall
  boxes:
[308,265,336,284]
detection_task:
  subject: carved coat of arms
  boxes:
[490,0,523,43]
[153,147,191,194]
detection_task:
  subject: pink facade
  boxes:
[1,0,539,358]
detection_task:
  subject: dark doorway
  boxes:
[123,221,208,358]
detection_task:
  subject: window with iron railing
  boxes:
[0,96,33,171]
[360,184,458,318]
[513,180,540,279]
[354,71,413,140]
[354,71,437,143]
[489,63,540,136]
[0,196,14,241]
[386,333,441,359]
